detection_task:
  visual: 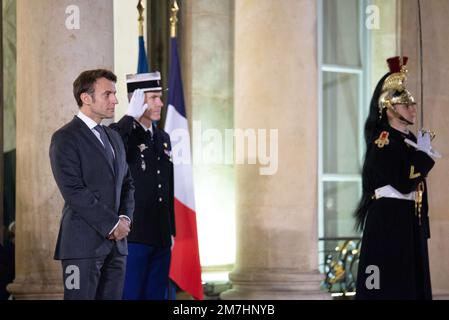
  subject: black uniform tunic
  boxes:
[356,125,435,300]
[110,116,175,248]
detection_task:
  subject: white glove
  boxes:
[417,131,431,153]
[404,130,442,158]
[126,89,148,119]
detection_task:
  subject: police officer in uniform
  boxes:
[110,72,175,300]
[354,57,440,299]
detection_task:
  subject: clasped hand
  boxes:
[108,217,131,241]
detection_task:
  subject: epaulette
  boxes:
[374,131,390,148]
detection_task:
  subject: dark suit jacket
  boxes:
[50,116,135,260]
[110,116,175,247]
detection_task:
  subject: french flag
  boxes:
[165,37,203,300]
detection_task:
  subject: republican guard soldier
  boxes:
[355,56,440,300]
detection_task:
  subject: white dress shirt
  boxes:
[77,111,115,157]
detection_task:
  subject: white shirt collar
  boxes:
[77,110,99,130]
[137,120,153,134]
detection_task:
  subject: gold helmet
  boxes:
[378,56,416,119]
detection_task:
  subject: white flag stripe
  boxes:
[165,104,196,210]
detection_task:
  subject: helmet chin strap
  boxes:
[388,105,414,125]
[399,116,414,126]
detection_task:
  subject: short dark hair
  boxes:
[73,69,117,107]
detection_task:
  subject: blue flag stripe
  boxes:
[138,36,149,73]
[168,38,187,118]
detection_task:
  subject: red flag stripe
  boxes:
[169,198,203,300]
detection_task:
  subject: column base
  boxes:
[432,291,449,300]
[7,278,63,300]
[220,269,330,300]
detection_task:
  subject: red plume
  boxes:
[386,56,408,73]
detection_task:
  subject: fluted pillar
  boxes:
[8,0,114,299]
[221,0,329,300]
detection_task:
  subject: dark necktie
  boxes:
[146,128,154,146]
[94,125,115,171]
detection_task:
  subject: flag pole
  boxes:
[170,0,179,38]
[136,0,149,73]
[137,0,145,37]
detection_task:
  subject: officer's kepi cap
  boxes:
[126,71,162,93]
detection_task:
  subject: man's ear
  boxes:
[81,92,92,106]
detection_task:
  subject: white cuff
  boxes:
[119,215,131,223]
[108,219,120,235]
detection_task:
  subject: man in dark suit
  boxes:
[49,69,135,300]
[110,72,175,300]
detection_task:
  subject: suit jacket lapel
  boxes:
[104,127,120,179]
[72,116,116,176]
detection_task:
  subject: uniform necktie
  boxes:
[147,128,154,146]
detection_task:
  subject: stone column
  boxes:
[401,0,449,300]
[221,0,329,299]
[8,0,114,299]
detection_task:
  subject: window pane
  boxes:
[323,0,360,67]
[323,181,360,238]
[323,72,360,174]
